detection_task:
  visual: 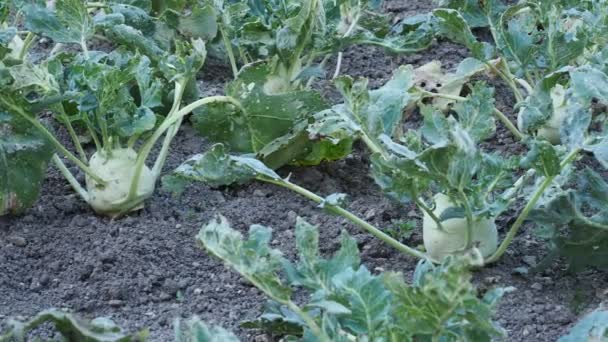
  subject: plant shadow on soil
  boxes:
[1,0,606,341]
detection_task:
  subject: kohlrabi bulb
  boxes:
[537,85,568,144]
[85,148,155,216]
[422,193,498,263]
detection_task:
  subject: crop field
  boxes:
[1,0,608,341]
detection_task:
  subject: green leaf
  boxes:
[0,309,144,341]
[330,267,392,335]
[24,0,93,45]
[432,9,493,60]
[531,168,608,271]
[308,66,414,147]
[168,144,280,189]
[452,82,496,142]
[174,316,240,342]
[558,306,608,342]
[191,62,329,167]
[178,4,218,40]
[520,140,561,177]
[283,218,360,291]
[0,107,53,216]
[198,215,292,303]
[386,257,509,340]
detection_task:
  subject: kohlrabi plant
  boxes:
[196,214,510,341]
[0,0,247,217]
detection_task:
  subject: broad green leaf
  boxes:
[0,105,53,216]
[191,62,332,168]
[240,301,305,337]
[174,316,240,342]
[198,215,292,303]
[24,0,93,45]
[386,257,509,340]
[330,267,391,336]
[432,9,493,60]
[178,4,218,40]
[531,168,608,271]
[308,65,414,148]
[166,144,280,192]
[103,24,166,61]
[0,309,144,341]
[452,82,496,142]
[558,307,608,342]
[283,218,360,291]
[520,140,561,177]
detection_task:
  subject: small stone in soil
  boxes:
[7,236,27,247]
[108,300,124,307]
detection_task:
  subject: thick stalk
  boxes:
[264,178,428,260]
[18,32,36,61]
[332,12,361,79]
[486,148,581,264]
[219,25,238,79]
[360,133,388,159]
[127,96,244,200]
[458,189,474,250]
[52,155,90,203]
[152,82,186,178]
[56,108,88,162]
[414,197,445,232]
[1,98,106,184]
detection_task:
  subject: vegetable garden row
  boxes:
[1,0,607,340]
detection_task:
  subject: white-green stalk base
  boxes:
[422,193,498,263]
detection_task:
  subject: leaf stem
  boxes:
[414,197,445,232]
[152,81,186,178]
[126,96,244,209]
[263,178,428,260]
[486,148,581,264]
[52,155,90,203]
[18,32,36,61]
[0,98,105,184]
[219,25,238,79]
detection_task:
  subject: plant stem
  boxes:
[52,155,90,203]
[458,189,474,250]
[1,98,105,184]
[264,178,428,260]
[55,106,88,162]
[219,25,238,79]
[414,197,445,232]
[486,148,581,264]
[152,82,186,178]
[360,133,388,159]
[18,32,36,61]
[128,96,244,203]
[493,107,524,140]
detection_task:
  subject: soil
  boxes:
[1,0,607,341]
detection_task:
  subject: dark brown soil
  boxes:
[1,1,606,341]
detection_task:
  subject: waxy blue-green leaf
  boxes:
[308,65,414,147]
[24,0,93,45]
[531,168,608,271]
[198,215,292,303]
[433,9,493,60]
[386,257,508,340]
[166,144,281,193]
[0,107,53,216]
[520,140,561,177]
[558,306,608,342]
[0,309,144,341]
[174,316,240,342]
